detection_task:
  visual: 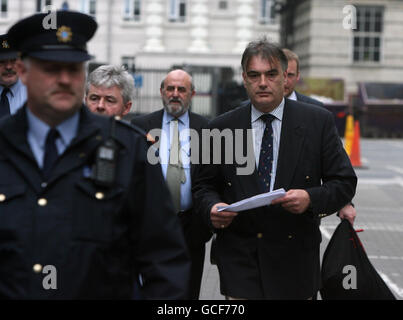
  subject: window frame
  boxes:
[352,5,384,63]
[80,0,97,17]
[259,0,275,25]
[123,0,142,22]
[168,0,187,23]
[36,0,52,12]
[0,0,7,18]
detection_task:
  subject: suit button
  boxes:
[38,198,47,206]
[288,235,293,239]
[306,176,310,180]
[0,194,5,202]
[227,182,232,187]
[33,264,42,273]
[257,233,263,239]
[95,192,104,200]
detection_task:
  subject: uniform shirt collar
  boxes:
[0,79,23,97]
[26,107,80,149]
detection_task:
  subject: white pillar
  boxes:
[233,0,254,53]
[144,0,165,52]
[188,0,209,53]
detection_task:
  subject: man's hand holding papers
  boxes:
[271,189,311,214]
[210,203,238,229]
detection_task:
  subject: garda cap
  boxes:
[0,34,19,60]
[7,10,97,62]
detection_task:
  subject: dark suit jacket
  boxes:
[0,106,190,299]
[295,91,324,107]
[193,99,357,299]
[131,109,212,248]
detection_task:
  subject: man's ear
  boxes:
[122,100,132,116]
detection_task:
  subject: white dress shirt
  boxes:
[251,98,285,191]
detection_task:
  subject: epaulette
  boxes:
[114,116,156,144]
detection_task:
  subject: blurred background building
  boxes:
[1,0,402,136]
[0,0,280,116]
[279,0,403,137]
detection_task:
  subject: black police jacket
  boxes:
[0,105,190,299]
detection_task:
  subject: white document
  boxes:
[217,188,286,213]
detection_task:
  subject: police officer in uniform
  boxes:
[0,11,190,299]
[0,34,27,118]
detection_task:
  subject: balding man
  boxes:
[131,69,212,299]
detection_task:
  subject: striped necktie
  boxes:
[166,119,186,213]
[258,114,276,193]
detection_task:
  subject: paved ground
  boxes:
[199,138,403,300]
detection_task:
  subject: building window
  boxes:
[36,0,52,12]
[218,1,227,10]
[0,0,7,17]
[121,56,136,73]
[260,0,275,24]
[168,0,186,23]
[124,0,141,21]
[353,5,383,62]
[80,0,96,17]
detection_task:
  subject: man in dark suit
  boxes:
[131,69,212,299]
[193,38,357,299]
[0,11,189,299]
[282,48,356,226]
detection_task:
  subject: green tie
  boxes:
[166,119,186,213]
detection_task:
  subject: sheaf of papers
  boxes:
[217,188,286,212]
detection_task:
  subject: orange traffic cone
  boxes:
[344,115,354,156]
[350,120,362,168]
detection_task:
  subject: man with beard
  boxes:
[0,34,27,118]
[131,69,212,299]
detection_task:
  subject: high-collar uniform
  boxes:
[0,106,190,299]
[193,99,357,299]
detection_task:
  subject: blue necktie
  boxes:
[0,87,10,118]
[43,128,60,179]
[258,114,275,193]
